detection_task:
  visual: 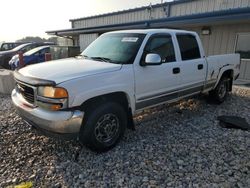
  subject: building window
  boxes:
[177,34,201,61]
[235,33,250,59]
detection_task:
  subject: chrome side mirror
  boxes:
[144,53,162,65]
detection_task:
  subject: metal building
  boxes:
[47,0,250,81]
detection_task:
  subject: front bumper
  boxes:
[11,89,84,136]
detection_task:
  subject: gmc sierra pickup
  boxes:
[12,29,240,151]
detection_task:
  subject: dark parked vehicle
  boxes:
[0,42,55,69]
[9,46,50,70]
[0,42,26,51]
[9,45,80,70]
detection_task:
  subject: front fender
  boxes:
[58,65,136,113]
[72,86,135,113]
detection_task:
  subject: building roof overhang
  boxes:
[46,7,250,37]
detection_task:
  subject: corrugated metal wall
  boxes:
[189,23,250,56]
[74,0,250,80]
[171,0,250,16]
[72,0,250,29]
[72,8,162,28]
[79,23,250,55]
[239,60,250,80]
[79,23,250,56]
[185,23,250,80]
[79,34,99,51]
[57,37,73,46]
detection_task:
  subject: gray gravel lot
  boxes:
[0,87,250,187]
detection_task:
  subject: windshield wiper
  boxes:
[78,55,120,64]
[76,54,89,59]
[90,56,112,62]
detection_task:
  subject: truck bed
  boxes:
[206,54,240,84]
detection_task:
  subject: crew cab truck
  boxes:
[12,29,240,151]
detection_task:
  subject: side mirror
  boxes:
[144,53,162,66]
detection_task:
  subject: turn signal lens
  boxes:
[36,101,63,111]
[38,86,68,98]
[50,104,62,111]
[54,88,68,98]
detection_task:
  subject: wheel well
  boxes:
[81,92,130,111]
[221,69,233,91]
[81,92,135,130]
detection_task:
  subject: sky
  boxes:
[0,0,169,42]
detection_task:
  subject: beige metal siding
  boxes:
[57,37,73,46]
[72,5,167,28]
[170,0,250,17]
[71,0,250,29]
[72,0,250,29]
[73,10,149,28]
[189,23,250,56]
[79,34,98,51]
[239,60,250,80]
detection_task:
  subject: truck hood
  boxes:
[18,57,122,84]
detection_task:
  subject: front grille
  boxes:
[17,82,35,104]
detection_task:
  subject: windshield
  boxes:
[81,33,146,64]
[24,46,48,56]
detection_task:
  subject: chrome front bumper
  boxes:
[11,89,84,134]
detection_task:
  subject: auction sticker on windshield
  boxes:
[121,37,138,42]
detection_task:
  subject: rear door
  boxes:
[134,33,182,110]
[175,34,206,96]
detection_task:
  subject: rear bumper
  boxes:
[11,89,84,135]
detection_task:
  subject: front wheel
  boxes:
[209,77,229,104]
[79,102,127,152]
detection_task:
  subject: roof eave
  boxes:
[47,7,250,36]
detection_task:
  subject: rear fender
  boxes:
[214,66,234,89]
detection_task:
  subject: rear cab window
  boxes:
[176,34,201,61]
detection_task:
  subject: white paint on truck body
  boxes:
[17,29,240,114]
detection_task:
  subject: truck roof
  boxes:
[107,28,196,35]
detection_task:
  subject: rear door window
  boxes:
[177,34,201,61]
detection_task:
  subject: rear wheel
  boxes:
[79,102,127,152]
[209,77,229,104]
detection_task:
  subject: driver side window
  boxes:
[145,35,176,63]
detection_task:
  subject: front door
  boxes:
[134,34,182,110]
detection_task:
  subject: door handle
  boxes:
[198,64,203,70]
[173,67,180,74]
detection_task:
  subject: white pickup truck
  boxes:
[12,29,240,151]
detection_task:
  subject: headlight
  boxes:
[37,86,68,111]
[38,86,68,98]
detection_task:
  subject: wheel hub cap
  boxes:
[94,113,119,143]
[218,81,227,98]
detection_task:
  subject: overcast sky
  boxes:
[0,0,170,42]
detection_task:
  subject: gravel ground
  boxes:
[0,87,250,187]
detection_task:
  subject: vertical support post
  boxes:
[45,53,52,61]
[18,52,24,68]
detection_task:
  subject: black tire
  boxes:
[209,77,229,104]
[2,61,10,69]
[79,102,127,152]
